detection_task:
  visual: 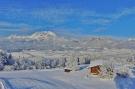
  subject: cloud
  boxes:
[111,7,135,19]
[31,8,73,23]
[31,8,102,24]
[81,7,135,26]
[31,7,135,26]
[1,6,135,21]
[2,7,135,26]
[81,18,111,25]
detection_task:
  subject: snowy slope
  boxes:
[0,69,116,89]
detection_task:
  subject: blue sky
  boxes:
[0,0,135,37]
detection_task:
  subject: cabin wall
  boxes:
[90,66,101,75]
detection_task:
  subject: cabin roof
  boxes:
[88,60,103,68]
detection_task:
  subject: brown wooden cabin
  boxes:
[88,60,103,75]
[89,65,101,75]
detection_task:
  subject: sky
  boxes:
[0,0,135,37]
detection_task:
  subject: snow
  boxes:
[30,31,56,40]
[114,75,135,89]
[0,69,116,89]
[88,60,103,67]
[0,81,5,89]
[7,31,56,41]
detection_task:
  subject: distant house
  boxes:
[88,60,103,75]
[64,68,72,72]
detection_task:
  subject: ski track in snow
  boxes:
[0,69,116,89]
[0,70,77,89]
[0,76,77,89]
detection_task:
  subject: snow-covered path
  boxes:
[0,69,116,89]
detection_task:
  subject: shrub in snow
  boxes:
[37,57,67,69]
[57,58,66,67]
[6,53,15,65]
[100,66,114,79]
[13,59,34,70]
[116,66,129,75]
[50,59,58,68]
[99,60,115,79]
[41,59,51,69]
[13,60,21,70]
[0,62,4,70]
[65,55,80,71]
[35,61,44,69]
[44,59,51,66]
[20,59,35,70]
[4,65,14,71]
[0,50,15,70]
[0,51,8,65]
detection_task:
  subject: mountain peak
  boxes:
[30,31,56,40]
[8,31,57,41]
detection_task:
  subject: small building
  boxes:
[88,60,103,75]
[90,65,101,75]
[64,68,72,72]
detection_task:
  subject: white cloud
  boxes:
[31,8,101,24]
[31,7,135,25]
[81,18,111,25]
[111,7,135,19]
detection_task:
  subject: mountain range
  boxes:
[7,31,57,41]
[0,31,135,52]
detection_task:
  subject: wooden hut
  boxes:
[88,60,103,75]
[90,65,101,75]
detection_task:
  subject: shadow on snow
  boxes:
[114,75,135,89]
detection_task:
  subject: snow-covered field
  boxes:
[0,69,116,89]
[1,32,135,89]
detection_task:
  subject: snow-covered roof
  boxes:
[64,67,71,69]
[88,60,103,68]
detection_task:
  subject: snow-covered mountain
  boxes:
[7,31,56,41]
[30,31,56,40]
[2,32,135,51]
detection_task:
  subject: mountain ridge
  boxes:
[7,31,57,41]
